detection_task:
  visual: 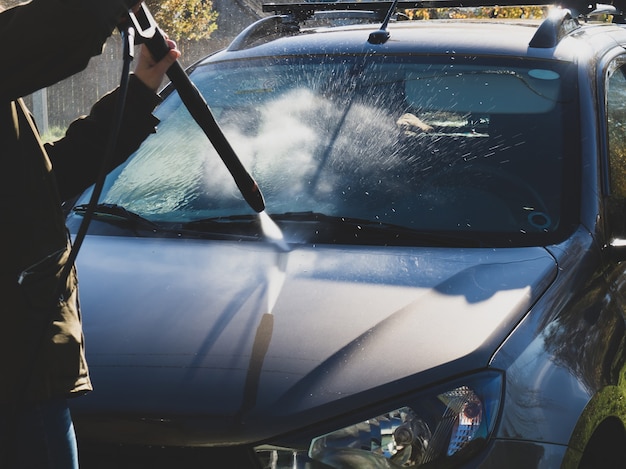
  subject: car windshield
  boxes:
[82,54,579,246]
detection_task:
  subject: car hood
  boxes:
[70,235,556,445]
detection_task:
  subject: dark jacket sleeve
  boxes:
[0,0,133,101]
[45,74,162,201]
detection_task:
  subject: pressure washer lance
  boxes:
[126,4,265,213]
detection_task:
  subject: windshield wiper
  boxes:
[176,214,263,240]
[72,203,161,231]
[265,211,483,247]
[179,211,484,246]
[182,214,258,226]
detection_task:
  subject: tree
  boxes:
[145,0,218,41]
[0,0,218,41]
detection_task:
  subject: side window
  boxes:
[607,59,626,198]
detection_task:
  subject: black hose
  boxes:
[55,25,136,300]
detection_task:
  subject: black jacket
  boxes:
[0,0,161,405]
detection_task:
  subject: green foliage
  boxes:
[145,0,218,41]
[404,6,548,19]
[40,126,67,144]
[0,0,218,41]
[608,111,626,198]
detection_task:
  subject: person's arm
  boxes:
[0,0,135,101]
[47,42,180,201]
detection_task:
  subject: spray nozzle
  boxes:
[123,4,266,213]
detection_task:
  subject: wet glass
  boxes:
[92,54,580,246]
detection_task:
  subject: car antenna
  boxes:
[368,0,400,44]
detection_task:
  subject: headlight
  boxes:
[255,371,502,468]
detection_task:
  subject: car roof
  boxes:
[201,1,626,65]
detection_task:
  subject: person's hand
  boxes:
[133,38,181,92]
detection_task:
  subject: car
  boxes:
[65,0,626,467]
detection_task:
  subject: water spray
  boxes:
[127,5,289,419]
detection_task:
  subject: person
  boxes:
[0,0,180,467]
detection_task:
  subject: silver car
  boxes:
[67,1,626,467]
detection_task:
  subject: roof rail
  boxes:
[262,1,606,20]
[529,8,580,47]
[240,1,623,51]
[227,15,299,51]
[263,1,398,21]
